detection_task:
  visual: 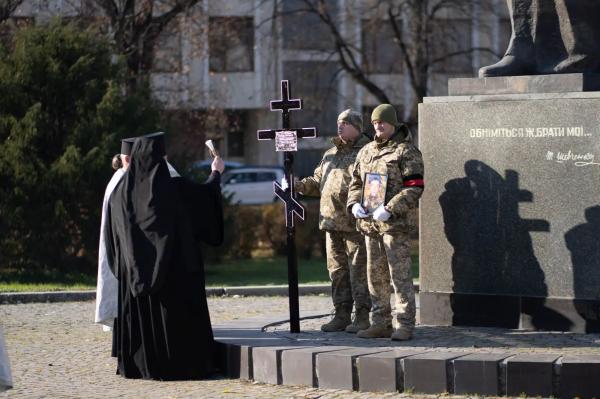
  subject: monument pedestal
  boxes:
[419,74,600,333]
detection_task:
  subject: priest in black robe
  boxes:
[105,132,224,380]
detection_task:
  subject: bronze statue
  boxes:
[479,0,600,77]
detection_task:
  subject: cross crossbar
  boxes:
[257,127,317,141]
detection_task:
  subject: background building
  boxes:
[3,0,511,176]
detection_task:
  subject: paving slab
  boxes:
[281,346,349,387]
[403,351,467,394]
[357,349,425,393]
[505,354,560,397]
[559,355,600,399]
[316,347,392,391]
[453,352,513,395]
[251,345,309,385]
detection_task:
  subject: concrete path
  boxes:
[1,295,599,398]
[0,295,416,398]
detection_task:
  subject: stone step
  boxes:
[216,339,600,398]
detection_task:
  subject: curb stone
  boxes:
[0,282,420,304]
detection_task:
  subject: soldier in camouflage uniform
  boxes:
[295,109,372,333]
[347,104,424,341]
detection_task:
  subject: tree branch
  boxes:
[304,0,390,103]
[387,5,418,94]
[0,0,24,22]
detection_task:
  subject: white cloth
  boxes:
[166,161,180,177]
[352,203,368,219]
[0,327,12,391]
[372,205,391,221]
[94,168,125,328]
[95,163,180,330]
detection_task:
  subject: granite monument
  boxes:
[419,75,600,332]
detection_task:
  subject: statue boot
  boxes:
[479,0,536,77]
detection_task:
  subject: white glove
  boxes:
[373,205,391,222]
[351,203,368,219]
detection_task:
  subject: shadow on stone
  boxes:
[565,205,600,333]
[439,160,572,330]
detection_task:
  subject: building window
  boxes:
[431,19,473,74]
[226,110,247,158]
[361,19,403,74]
[152,18,182,73]
[281,0,336,50]
[209,17,254,73]
[283,61,338,136]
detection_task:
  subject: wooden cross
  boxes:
[256,80,318,333]
[257,80,317,146]
[257,127,317,143]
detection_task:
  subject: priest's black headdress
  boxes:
[120,137,136,155]
[111,132,175,296]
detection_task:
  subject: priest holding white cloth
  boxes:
[95,137,181,332]
[95,138,133,330]
[0,326,12,392]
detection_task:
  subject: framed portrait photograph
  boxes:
[361,172,388,214]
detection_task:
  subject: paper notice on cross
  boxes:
[275,130,298,152]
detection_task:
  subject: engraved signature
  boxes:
[546,150,600,166]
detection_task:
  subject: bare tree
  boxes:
[277,0,499,124]
[0,0,23,22]
[93,0,202,89]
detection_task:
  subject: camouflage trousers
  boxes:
[325,231,371,310]
[365,232,416,329]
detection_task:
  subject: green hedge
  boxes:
[203,200,325,263]
[0,20,160,273]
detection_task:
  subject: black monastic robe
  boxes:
[106,137,223,380]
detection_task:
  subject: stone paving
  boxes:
[267,315,600,356]
[0,294,599,398]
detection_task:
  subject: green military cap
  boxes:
[371,104,398,127]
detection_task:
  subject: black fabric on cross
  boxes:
[270,80,301,113]
[274,181,305,227]
[257,128,317,141]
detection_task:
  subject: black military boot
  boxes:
[321,304,352,332]
[345,306,370,333]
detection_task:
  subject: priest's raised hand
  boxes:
[212,155,225,174]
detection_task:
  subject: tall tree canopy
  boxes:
[0,20,160,271]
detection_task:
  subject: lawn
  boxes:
[204,254,419,286]
[0,270,97,293]
[0,255,419,292]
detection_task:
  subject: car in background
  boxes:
[221,166,285,205]
[186,159,246,182]
[189,159,246,174]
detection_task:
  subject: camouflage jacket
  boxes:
[347,125,424,235]
[297,135,370,232]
